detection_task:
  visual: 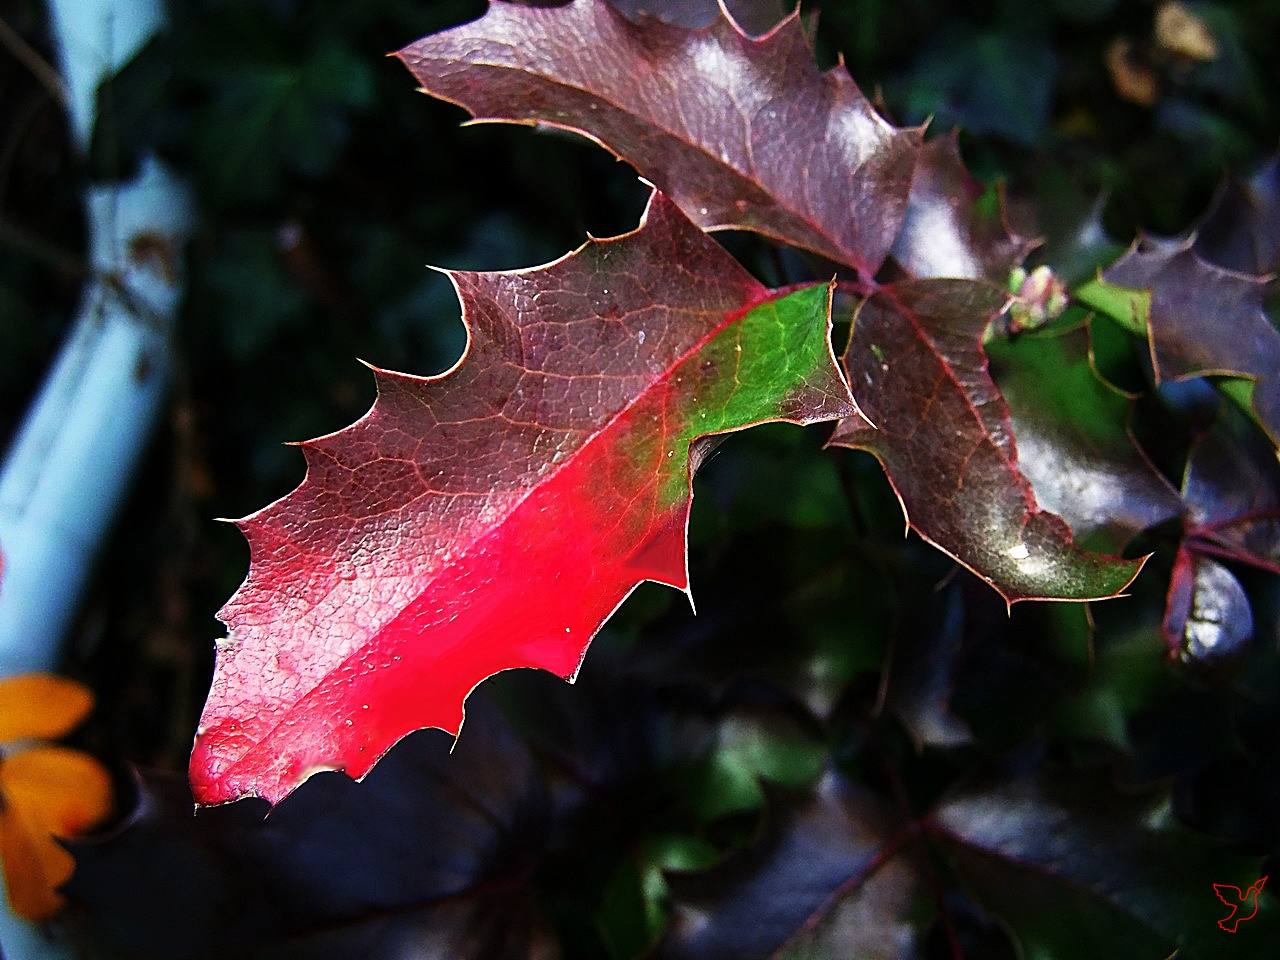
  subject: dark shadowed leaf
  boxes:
[608,0,789,34]
[189,37,374,204]
[769,853,923,960]
[878,581,972,749]
[1162,405,1280,675]
[1181,405,1280,564]
[829,279,1144,602]
[934,766,1279,958]
[397,0,921,277]
[1048,609,1167,753]
[69,696,556,960]
[1103,239,1280,444]
[656,771,914,960]
[1193,151,1280,275]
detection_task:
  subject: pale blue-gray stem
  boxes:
[0,0,191,953]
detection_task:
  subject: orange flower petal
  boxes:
[0,746,113,837]
[0,675,94,743]
[0,746,113,921]
[0,803,74,921]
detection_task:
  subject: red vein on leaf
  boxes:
[1183,537,1280,578]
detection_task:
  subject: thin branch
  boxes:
[1195,507,1280,534]
[0,16,69,106]
[1185,536,1280,578]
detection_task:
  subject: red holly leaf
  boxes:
[190,191,855,805]
[396,0,920,278]
[398,0,1128,607]
[829,280,1144,603]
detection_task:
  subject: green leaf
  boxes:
[1073,275,1151,339]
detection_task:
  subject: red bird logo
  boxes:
[1213,875,1267,933]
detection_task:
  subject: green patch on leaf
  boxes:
[1073,275,1151,338]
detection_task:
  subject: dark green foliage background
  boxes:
[1,0,1278,956]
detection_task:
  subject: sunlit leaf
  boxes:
[987,323,1183,551]
[830,279,1144,602]
[891,132,1035,282]
[397,0,921,277]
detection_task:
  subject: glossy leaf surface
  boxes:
[607,0,788,33]
[987,324,1182,551]
[890,132,1035,282]
[1181,407,1280,564]
[1163,552,1253,673]
[829,279,1144,603]
[191,191,854,805]
[1164,406,1280,674]
[397,0,921,277]
[658,772,907,960]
